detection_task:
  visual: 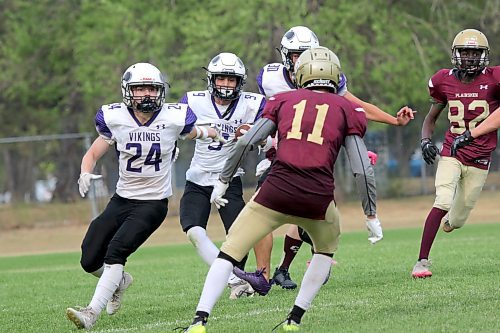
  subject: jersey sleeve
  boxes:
[253,96,267,122]
[95,107,115,144]
[344,100,367,137]
[256,67,265,95]
[180,105,197,136]
[179,93,188,104]
[428,70,447,104]
[337,73,348,96]
[262,95,281,124]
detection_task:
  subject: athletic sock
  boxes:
[89,263,123,314]
[418,207,448,260]
[279,235,303,270]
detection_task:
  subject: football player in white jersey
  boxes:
[178,53,266,299]
[240,26,415,292]
[65,63,224,330]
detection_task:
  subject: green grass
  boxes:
[1,224,499,333]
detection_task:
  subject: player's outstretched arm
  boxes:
[344,91,414,126]
[344,135,383,244]
[471,106,500,138]
[184,125,227,143]
[219,118,276,183]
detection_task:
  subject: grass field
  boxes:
[1,223,499,333]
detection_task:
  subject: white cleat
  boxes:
[412,259,432,278]
[228,278,255,300]
[106,271,133,315]
[366,217,383,244]
[66,306,97,330]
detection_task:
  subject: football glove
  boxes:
[451,130,474,157]
[171,147,180,163]
[366,217,383,244]
[255,158,272,177]
[420,138,439,165]
[78,172,102,198]
[210,179,229,209]
[367,151,378,166]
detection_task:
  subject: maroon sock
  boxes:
[279,235,303,270]
[418,207,448,260]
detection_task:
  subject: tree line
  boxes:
[0,0,498,202]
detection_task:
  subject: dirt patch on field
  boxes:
[1,192,499,257]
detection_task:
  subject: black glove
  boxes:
[420,138,439,165]
[451,130,474,157]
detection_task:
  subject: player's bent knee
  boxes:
[80,257,102,273]
[186,226,207,247]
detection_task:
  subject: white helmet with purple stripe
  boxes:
[280,26,320,71]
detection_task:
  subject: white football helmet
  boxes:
[206,53,247,100]
[121,62,167,113]
[280,26,320,71]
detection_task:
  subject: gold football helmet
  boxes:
[451,29,489,73]
[294,46,341,92]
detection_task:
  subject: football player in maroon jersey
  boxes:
[412,29,500,278]
[181,47,367,332]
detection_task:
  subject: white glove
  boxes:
[212,126,227,144]
[255,158,272,177]
[171,147,180,163]
[78,172,102,198]
[210,179,229,209]
[366,217,383,244]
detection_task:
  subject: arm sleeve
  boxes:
[219,118,277,183]
[95,108,115,145]
[344,135,377,216]
[179,105,197,136]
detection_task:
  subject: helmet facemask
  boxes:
[125,83,166,113]
[452,47,489,75]
[207,73,245,101]
[450,29,490,75]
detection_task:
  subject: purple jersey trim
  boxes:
[254,97,266,122]
[95,108,112,138]
[179,94,188,104]
[257,67,265,95]
[283,67,296,89]
[210,95,239,119]
[126,107,162,127]
[180,106,197,135]
[338,73,347,93]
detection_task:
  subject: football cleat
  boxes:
[272,267,297,290]
[233,267,272,296]
[442,220,455,233]
[412,259,432,278]
[272,318,300,332]
[228,279,255,299]
[66,306,98,330]
[106,271,133,315]
[183,323,206,333]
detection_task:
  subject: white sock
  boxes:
[89,264,123,314]
[187,226,219,266]
[196,258,233,314]
[294,254,332,310]
[187,226,238,284]
[90,266,104,278]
